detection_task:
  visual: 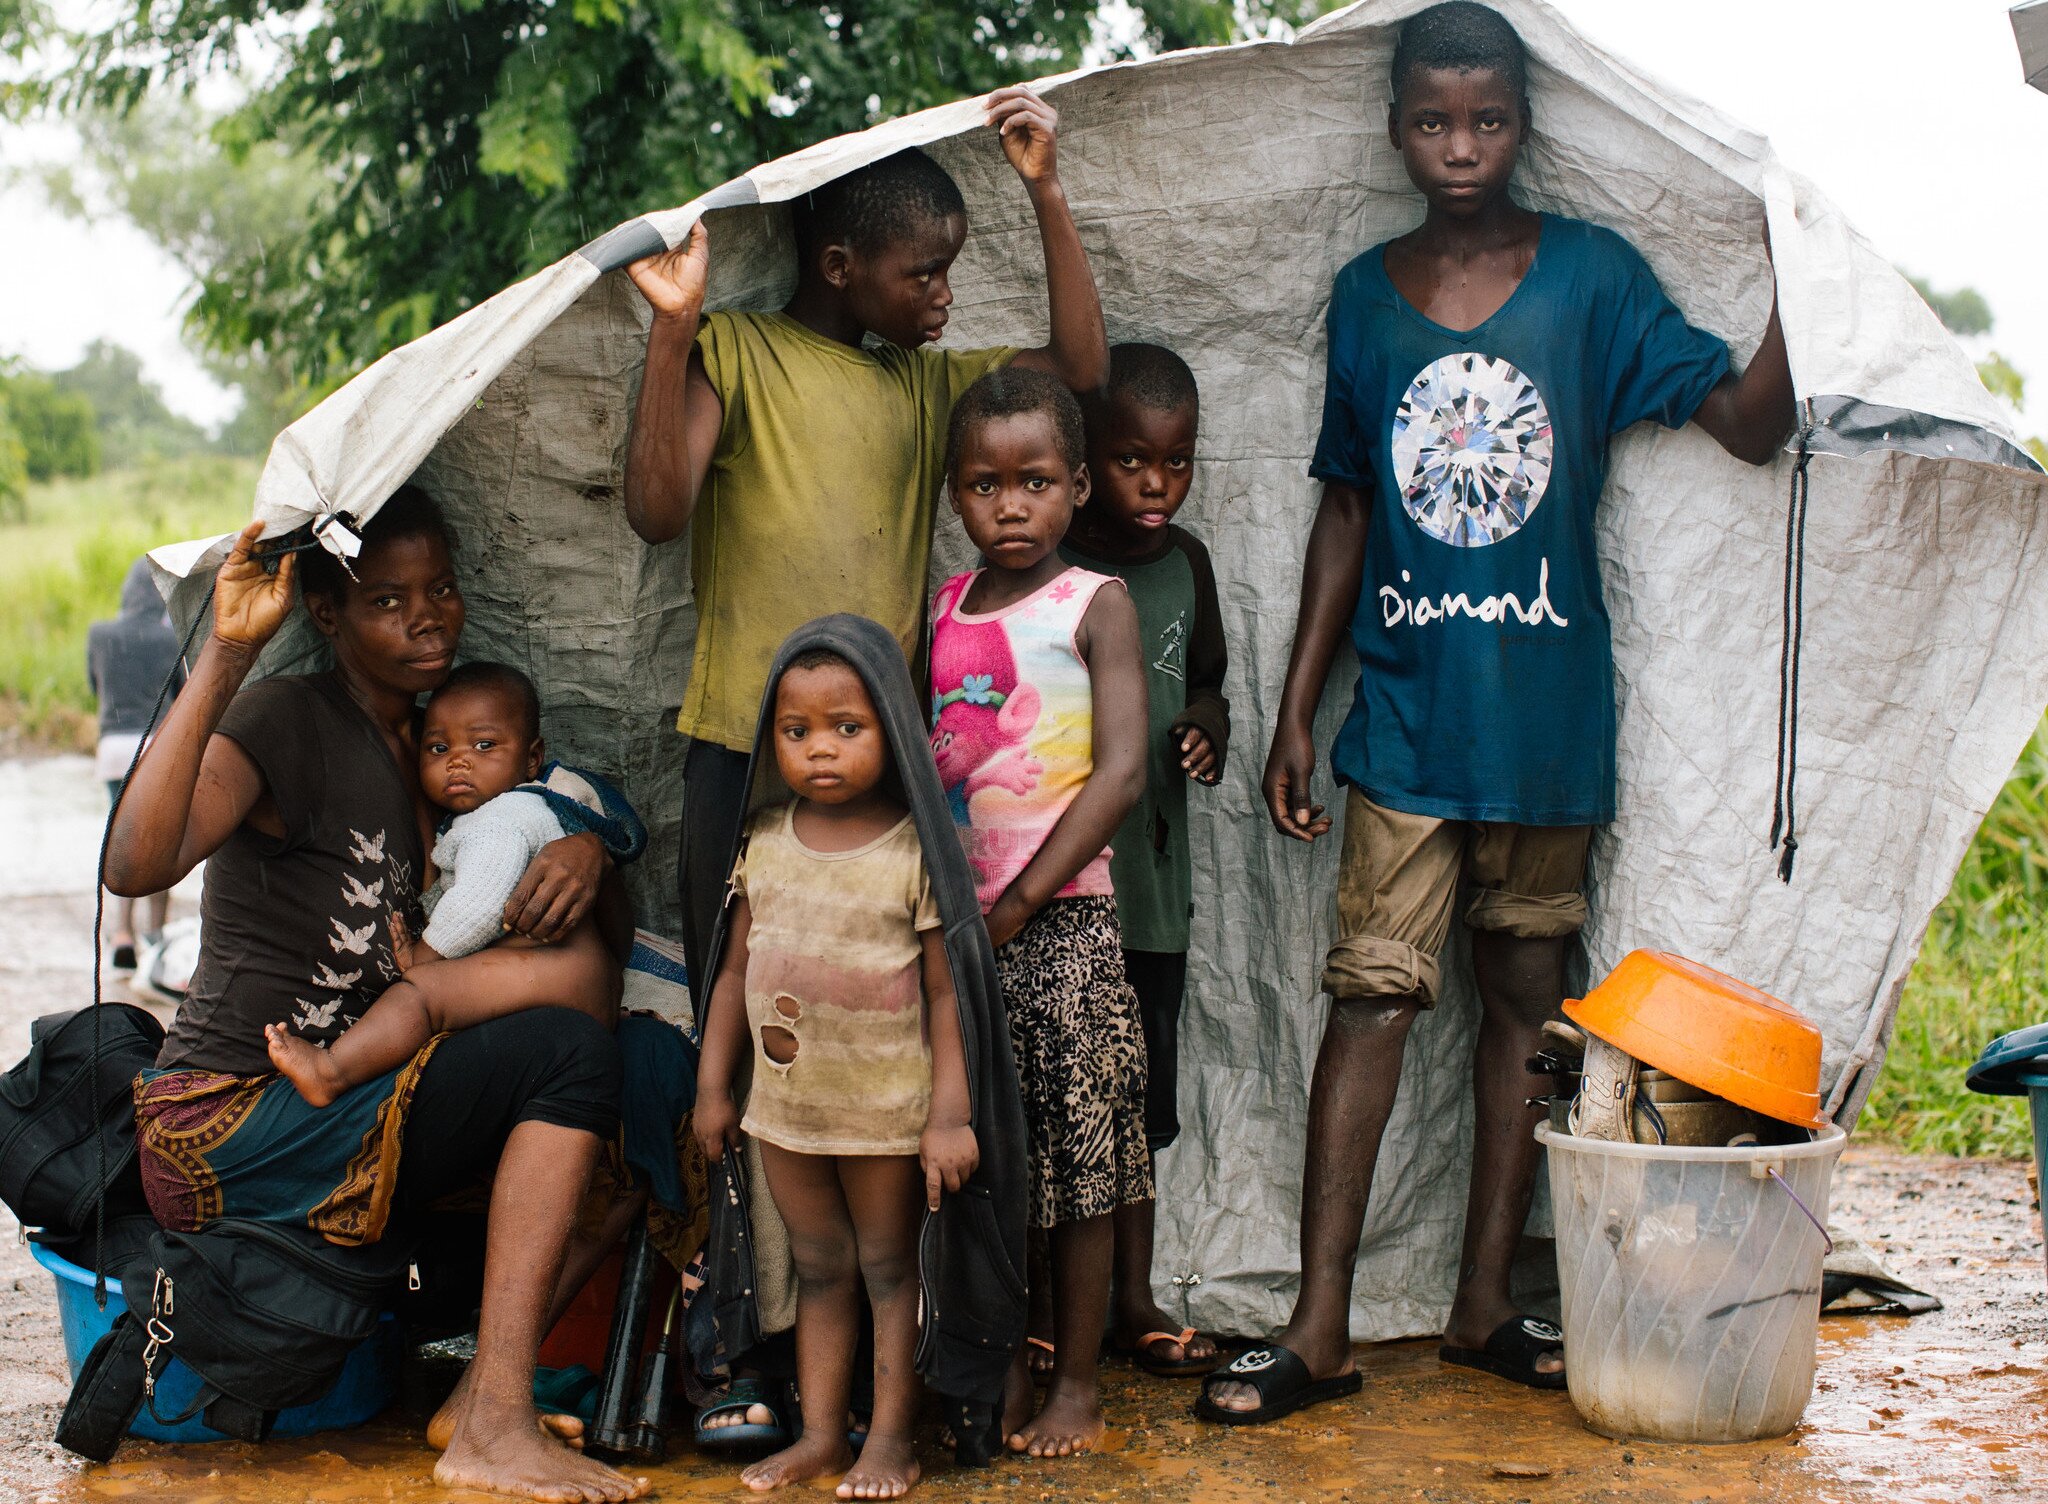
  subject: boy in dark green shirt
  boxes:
[1057,343,1229,1376]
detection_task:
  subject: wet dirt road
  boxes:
[2,755,2044,1502]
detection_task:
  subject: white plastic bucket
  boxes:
[1538,1121,1846,1443]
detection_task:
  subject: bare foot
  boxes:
[428,1365,584,1451]
[1000,1361,1036,1442]
[434,1394,645,1502]
[1006,1382,1104,1458]
[741,1432,853,1493]
[264,1022,347,1108]
[835,1432,919,1499]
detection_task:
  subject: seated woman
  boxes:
[104,488,647,1504]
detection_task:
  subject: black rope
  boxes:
[89,528,333,1308]
[1769,416,1814,885]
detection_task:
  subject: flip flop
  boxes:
[1026,1335,1056,1386]
[1114,1327,1223,1378]
[1192,1344,1361,1426]
[1438,1315,1567,1391]
[692,1375,794,1450]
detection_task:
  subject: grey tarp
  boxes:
[2016,1,2048,92]
[156,0,2048,1342]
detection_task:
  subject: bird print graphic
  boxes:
[328,918,376,955]
[292,997,343,1032]
[340,874,385,909]
[347,828,387,866]
[311,962,362,992]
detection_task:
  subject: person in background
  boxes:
[1055,343,1228,1381]
[1200,1,1792,1424]
[88,556,185,970]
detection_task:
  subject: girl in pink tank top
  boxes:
[930,368,1152,1458]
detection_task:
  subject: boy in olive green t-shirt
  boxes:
[622,85,1109,1013]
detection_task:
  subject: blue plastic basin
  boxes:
[30,1240,399,1443]
[2031,1083,2048,1292]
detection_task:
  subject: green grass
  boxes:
[1864,717,2048,1158]
[0,456,257,750]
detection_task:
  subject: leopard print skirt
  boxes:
[995,896,1153,1228]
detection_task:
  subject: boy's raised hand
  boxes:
[920,1121,980,1211]
[626,221,710,325]
[988,84,1060,187]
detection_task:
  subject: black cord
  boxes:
[89,530,330,1308]
[1769,418,1814,885]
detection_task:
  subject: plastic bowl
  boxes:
[1564,951,1827,1129]
[30,1240,398,1443]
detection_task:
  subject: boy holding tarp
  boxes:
[1200,2,1794,1423]
[622,86,1107,1029]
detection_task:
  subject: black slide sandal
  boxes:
[1439,1315,1567,1391]
[1192,1344,1362,1426]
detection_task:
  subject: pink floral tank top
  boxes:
[930,566,1120,913]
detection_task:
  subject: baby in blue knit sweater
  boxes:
[267,662,637,1106]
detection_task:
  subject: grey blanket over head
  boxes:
[691,615,1028,1444]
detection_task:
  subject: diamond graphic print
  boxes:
[1391,353,1554,547]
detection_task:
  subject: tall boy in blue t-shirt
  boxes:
[1199,2,1793,1424]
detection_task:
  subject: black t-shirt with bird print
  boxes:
[159,673,426,1077]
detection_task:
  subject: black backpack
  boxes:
[0,1004,163,1242]
[56,1217,413,1459]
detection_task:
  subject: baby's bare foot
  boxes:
[836,1432,919,1499]
[741,1432,852,1493]
[1007,1383,1104,1458]
[264,1023,347,1108]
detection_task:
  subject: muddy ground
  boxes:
[2,754,2044,1502]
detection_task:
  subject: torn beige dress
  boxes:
[733,803,942,1156]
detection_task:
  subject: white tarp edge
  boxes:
[157,0,2048,1342]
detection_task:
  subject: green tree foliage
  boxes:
[51,342,209,471]
[0,369,99,481]
[0,391,28,519]
[48,1,1341,391]
[36,100,324,453]
[1908,274,1993,339]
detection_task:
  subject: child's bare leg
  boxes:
[265,982,433,1107]
[1009,1213,1112,1457]
[835,1156,925,1500]
[743,1144,858,1493]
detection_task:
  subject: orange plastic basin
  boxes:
[1563,950,1829,1129]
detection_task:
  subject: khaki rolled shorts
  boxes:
[1321,790,1592,1008]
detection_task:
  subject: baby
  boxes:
[266,662,630,1106]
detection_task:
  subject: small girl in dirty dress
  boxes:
[694,646,980,1501]
[929,367,1150,1457]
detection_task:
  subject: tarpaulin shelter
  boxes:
[157,0,2048,1342]
[2015,0,2048,92]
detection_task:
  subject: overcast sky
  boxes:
[2,0,2044,432]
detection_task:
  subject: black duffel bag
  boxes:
[0,1003,163,1241]
[57,1216,413,1459]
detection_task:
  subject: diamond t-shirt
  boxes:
[1309,214,1730,825]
